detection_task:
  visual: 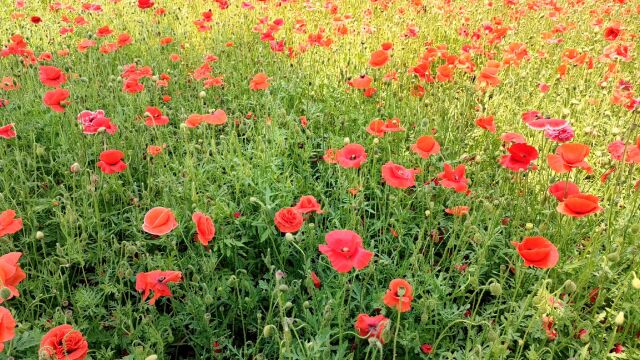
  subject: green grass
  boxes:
[0,0,639,359]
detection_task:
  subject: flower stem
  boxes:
[392,310,402,359]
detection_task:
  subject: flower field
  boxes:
[0,0,639,358]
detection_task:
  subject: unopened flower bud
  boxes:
[70,162,81,173]
[489,282,502,296]
[284,233,294,241]
[0,288,12,300]
[614,311,624,325]
[35,231,45,240]
[632,272,640,289]
[263,324,276,337]
[563,280,577,293]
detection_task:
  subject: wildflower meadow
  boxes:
[0,0,639,359]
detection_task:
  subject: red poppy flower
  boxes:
[383,279,414,312]
[363,87,377,97]
[0,307,16,352]
[445,206,469,216]
[0,124,16,139]
[475,116,496,133]
[437,163,469,193]
[294,195,323,214]
[43,88,70,112]
[381,162,417,189]
[135,270,182,305]
[336,144,367,169]
[322,148,338,164]
[348,75,372,89]
[39,324,88,360]
[318,230,373,273]
[123,77,144,93]
[38,66,66,87]
[144,107,169,126]
[526,118,568,131]
[500,132,526,144]
[420,343,433,354]
[542,315,558,340]
[547,143,592,174]
[511,236,559,269]
[147,145,163,156]
[604,23,621,41]
[354,314,389,343]
[274,207,303,233]
[96,25,113,38]
[137,0,154,9]
[548,181,580,201]
[97,150,127,174]
[608,138,640,164]
[369,49,389,68]
[477,62,501,87]
[192,212,215,246]
[499,143,538,171]
[202,109,228,125]
[310,271,321,289]
[557,193,602,218]
[0,210,22,238]
[143,207,178,235]
[411,136,440,158]
[77,110,118,135]
[366,119,386,137]
[249,73,270,90]
[381,118,405,132]
[0,252,26,303]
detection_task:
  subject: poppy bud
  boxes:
[204,295,213,304]
[373,138,379,145]
[284,233,294,241]
[343,137,350,144]
[198,91,206,98]
[145,356,158,360]
[629,224,640,235]
[489,282,502,296]
[275,270,285,281]
[525,223,534,230]
[368,337,383,350]
[303,301,311,309]
[227,275,238,287]
[36,145,46,156]
[0,288,11,300]
[424,210,431,217]
[278,284,288,292]
[36,231,45,239]
[284,301,293,310]
[563,280,577,293]
[70,162,81,173]
[614,311,624,325]
[632,272,640,289]
[262,325,276,337]
[606,252,620,262]
[179,123,188,130]
[249,197,259,203]
[471,233,482,244]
